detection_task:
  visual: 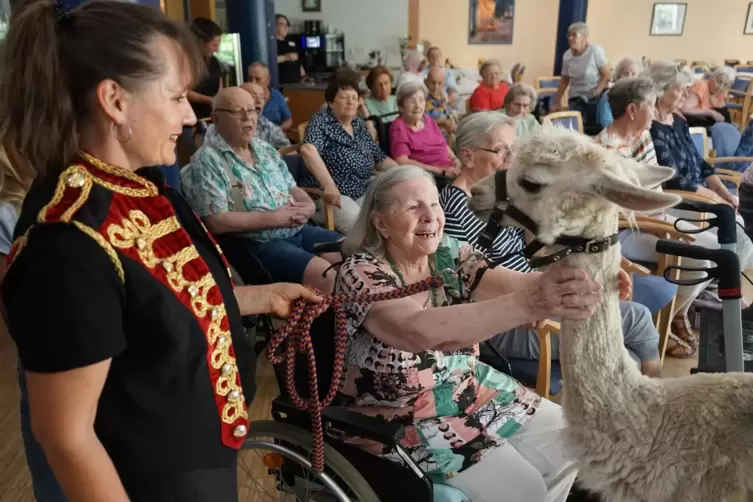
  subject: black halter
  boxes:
[476,170,619,269]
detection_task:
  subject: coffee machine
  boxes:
[299,20,345,74]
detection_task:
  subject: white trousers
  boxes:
[313,195,364,234]
[445,399,578,502]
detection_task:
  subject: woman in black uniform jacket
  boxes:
[0,1,319,501]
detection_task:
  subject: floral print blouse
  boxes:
[335,235,540,482]
[650,114,715,191]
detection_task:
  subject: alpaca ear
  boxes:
[596,171,682,212]
[615,156,676,189]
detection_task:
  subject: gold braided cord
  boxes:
[60,170,94,222]
[105,211,247,426]
[6,232,29,269]
[71,221,125,283]
[36,169,69,223]
[79,151,158,197]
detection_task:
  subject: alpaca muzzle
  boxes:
[476,170,620,269]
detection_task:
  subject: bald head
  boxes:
[213,86,255,111]
[240,82,267,112]
[211,87,257,146]
[424,67,446,97]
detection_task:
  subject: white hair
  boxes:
[504,83,538,108]
[396,80,428,107]
[642,60,692,95]
[711,67,736,90]
[454,111,515,155]
[614,57,640,80]
[342,166,436,258]
[568,22,589,37]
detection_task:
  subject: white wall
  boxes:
[274,0,408,66]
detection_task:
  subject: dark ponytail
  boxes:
[1,0,76,179]
[0,0,203,179]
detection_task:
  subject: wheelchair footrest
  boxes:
[272,396,405,447]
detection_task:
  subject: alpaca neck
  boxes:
[557,234,642,421]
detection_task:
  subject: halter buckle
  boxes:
[584,238,611,254]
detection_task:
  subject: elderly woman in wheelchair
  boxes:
[313,165,625,502]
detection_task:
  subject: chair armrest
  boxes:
[301,188,336,231]
[662,190,717,204]
[533,320,559,399]
[272,396,405,447]
[707,156,753,165]
[619,218,697,242]
[622,260,651,276]
[279,144,301,156]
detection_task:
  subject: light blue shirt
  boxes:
[596,89,614,128]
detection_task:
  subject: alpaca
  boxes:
[467,126,753,502]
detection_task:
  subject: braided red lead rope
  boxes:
[266,275,444,472]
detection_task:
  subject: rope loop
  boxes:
[266,274,443,471]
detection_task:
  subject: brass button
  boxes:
[65,171,86,188]
[188,284,199,297]
[163,261,174,273]
[221,363,233,376]
[228,390,240,402]
[217,335,227,345]
[233,424,247,438]
[136,237,146,250]
[211,307,220,320]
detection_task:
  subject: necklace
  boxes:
[388,257,436,309]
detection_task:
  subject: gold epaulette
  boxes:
[7,165,125,282]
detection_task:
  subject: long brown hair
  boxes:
[0,0,203,191]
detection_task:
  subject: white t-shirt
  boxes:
[562,43,608,99]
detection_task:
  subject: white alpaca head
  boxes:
[468,127,681,245]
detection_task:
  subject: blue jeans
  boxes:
[17,364,67,501]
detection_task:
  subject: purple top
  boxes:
[389,115,452,168]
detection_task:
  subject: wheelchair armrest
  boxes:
[312,239,343,255]
[272,396,405,447]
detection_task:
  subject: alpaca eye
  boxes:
[519,178,543,193]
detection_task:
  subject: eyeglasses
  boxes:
[215,107,257,119]
[476,145,512,162]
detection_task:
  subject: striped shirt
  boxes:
[596,128,658,166]
[439,185,532,272]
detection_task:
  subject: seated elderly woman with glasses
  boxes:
[438,112,664,377]
[390,80,462,181]
[499,83,541,138]
[334,165,621,501]
[682,66,735,128]
[299,71,398,233]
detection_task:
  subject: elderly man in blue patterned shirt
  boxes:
[181,87,341,291]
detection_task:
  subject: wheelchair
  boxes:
[236,307,437,502]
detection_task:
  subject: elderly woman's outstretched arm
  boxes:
[363,266,602,352]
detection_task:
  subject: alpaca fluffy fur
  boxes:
[468,126,753,502]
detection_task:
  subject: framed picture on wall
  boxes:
[468,0,515,44]
[301,0,321,13]
[744,3,753,34]
[649,3,687,36]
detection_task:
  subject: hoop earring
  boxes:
[113,122,132,144]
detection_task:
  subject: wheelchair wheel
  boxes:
[238,420,380,502]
